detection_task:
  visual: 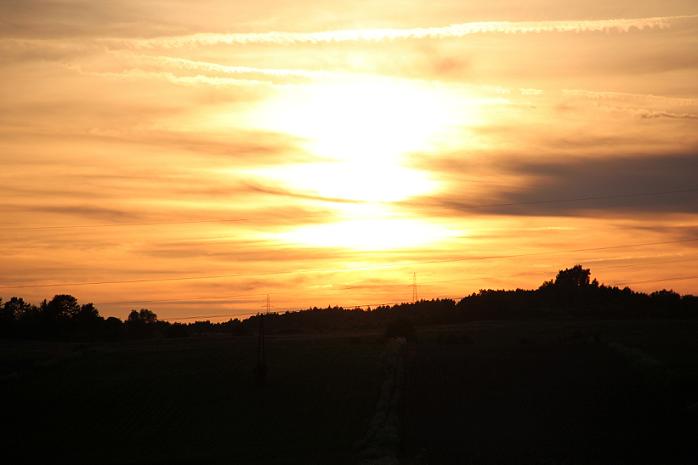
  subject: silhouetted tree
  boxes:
[0,297,34,336]
[103,316,125,340]
[2,297,33,321]
[128,308,157,324]
[165,322,190,338]
[0,298,15,335]
[649,289,682,317]
[537,265,598,311]
[75,303,100,322]
[43,295,81,321]
[3,265,698,341]
[126,308,158,338]
[554,265,593,289]
[70,303,103,339]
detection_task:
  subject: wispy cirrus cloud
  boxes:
[70,55,346,88]
[125,14,698,47]
[4,14,692,50]
[152,56,341,80]
[562,89,698,107]
[1,204,143,222]
[638,110,698,120]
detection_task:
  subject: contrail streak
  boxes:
[128,14,697,48]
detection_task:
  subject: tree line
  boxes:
[1,266,697,341]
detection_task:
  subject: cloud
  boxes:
[638,110,698,120]
[243,182,367,204]
[140,239,347,262]
[416,152,698,217]
[79,67,271,88]
[520,88,544,96]
[628,224,698,243]
[126,15,696,47]
[70,55,351,88]
[1,204,142,222]
[151,56,341,80]
[562,89,698,107]
[7,13,689,50]
[1,121,304,165]
[0,1,187,39]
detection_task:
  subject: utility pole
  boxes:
[256,294,268,386]
[412,272,417,303]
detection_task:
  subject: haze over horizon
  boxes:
[2,1,698,321]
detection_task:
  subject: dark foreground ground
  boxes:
[2,320,698,464]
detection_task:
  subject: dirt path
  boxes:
[355,337,409,465]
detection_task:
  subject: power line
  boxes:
[263,300,406,314]
[76,273,698,322]
[158,273,698,323]
[184,300,460,322]
[613,275,698,286]
[161,311,260,322]
[415,238,698,267]
[94,293,270,307]
[0,218,248,231]
[0,273,255,289]
[13,273,698,324]
[159,300,407,322]
[411,254,698,288]
[2,237,698,290]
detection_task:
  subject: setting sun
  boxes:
[252,78,472,163]
[235,78,477,209]
[236,77,485,246]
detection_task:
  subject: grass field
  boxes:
[403,320,698,465]
[3,320,698,464]
[2,334,385,465]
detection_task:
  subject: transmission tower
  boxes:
[412,272,418,303]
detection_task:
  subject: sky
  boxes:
[2,1,698,321]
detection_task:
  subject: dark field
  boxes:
[2,334,385,465]
[3,320,698,464]
[404,320,698,465]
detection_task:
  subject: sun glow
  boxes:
[239,77,481,250]
[247,161,436,202]
[255,78,467,163]
[274,217,459,251]
[242,77,478,204]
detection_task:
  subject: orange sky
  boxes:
[2,1,698,320]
